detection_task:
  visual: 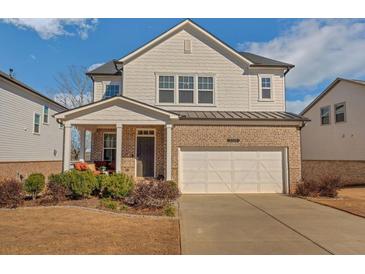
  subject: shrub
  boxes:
[62,170,97,199]
[102,173,134,199]
[295,179,319,197]
[0,179,23,208]
[318,175,342,198]
[47,179,68,201]
[100,198,118,210]
[95,174,110,196]
[164,204,176,217]
[24,173,45,200]
[124,179,180,208]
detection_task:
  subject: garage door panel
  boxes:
[180,149,285,194]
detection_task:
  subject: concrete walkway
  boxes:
[179,194,365,255]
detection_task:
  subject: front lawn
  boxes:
[0,207,180,254]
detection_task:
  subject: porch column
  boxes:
[79,127,85,162]
[116,124,123,173]
[166,124,172,181]
[63,123,72,171]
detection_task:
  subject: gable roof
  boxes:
[54,95,180,120]
[87,19,294,75]
[300,77,365,115]
[0,70,67,110]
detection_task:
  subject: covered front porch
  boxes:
[55,96,178,180]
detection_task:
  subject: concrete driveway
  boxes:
[179,194,365,255]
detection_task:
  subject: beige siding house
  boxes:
[56,19,308,194]
[301,78,365,185]
[0,70,67,180]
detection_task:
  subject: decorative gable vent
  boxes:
[184,39,192,54]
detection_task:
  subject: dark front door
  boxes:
[136,136,155,177]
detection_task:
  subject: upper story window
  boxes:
[159,76,175,103]
[320,106,330,125]
[43,105,49,124]
[157,74,214,105]
[198,77,214,104]
[33,113,41,134]
[260,76,272,100]
[105,84,120,98]
[335,102,346,123]
[178,76,194,103]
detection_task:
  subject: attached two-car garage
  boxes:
[179,148,288,194]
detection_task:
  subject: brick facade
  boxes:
[302,160,365,186]
[0,161,62,181]
[91,125,165,178]
[171,125,302,193]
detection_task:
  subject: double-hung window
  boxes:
[105,84,120,98]
[159,76,175,103]
[43,105,49,124]
[335,102,346,123]
[103,133,116,162]
[260,76,272,100]
[178,76,194,103]
[33,113,41,134]
[198,77,214,104]
[320,106,330,125]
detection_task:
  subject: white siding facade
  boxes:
[0,78,65,162]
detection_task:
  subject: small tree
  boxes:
[24,173,45,200]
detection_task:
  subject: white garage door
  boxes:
[179,149,285,194]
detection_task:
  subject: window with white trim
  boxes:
[43,105,49,124]
[178,76,194,103]
[320,106,330,125]
[33,113,41,134]
[335,102,346,123]
[103,133,116,162]
[159,76,174,103]
[105,84,120,98]
[260,76,272,100]
[198,77,214,104]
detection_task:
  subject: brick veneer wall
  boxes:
[91,125,165,177]
[171,125,302,193]
[302,160,365,186]
[0,161,62,181]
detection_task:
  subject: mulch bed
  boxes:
[22,196,168,217]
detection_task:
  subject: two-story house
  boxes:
[0,70,67,180]
[55,19,308,194]
[301,78,365,186]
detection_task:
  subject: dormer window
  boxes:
[259,75,272,100]
[105,84,120,98]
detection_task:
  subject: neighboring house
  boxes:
[0,70,67,180]
[301,78,365,185]
[55,19,308,194]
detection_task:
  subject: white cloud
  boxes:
[1,18,98,39]
[240,19,365,89]
[29,54,36,61]
[286,95,317,114]
[87,63,104,72]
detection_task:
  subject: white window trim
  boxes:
[33,112,41,135]
[103,81,121,99]
[102,132,117,162]
[258,74,274,102]
[135,128,156,177]
[320,105,331,126]
[155,73,216,106]
[334,102,346,123]
[43,105,49,125]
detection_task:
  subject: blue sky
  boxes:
[1,18,365,113]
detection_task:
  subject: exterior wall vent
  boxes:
[184,40,192,54]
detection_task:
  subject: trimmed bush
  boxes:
[95,174,109,196]
[47,175,69,201]
[102,173,134,199]
[124,179,180,208]
[62,170,97,199]
[24,173,45,200]
[100,198,118,210]
[318,175,342,198]
[0,179,23,208]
